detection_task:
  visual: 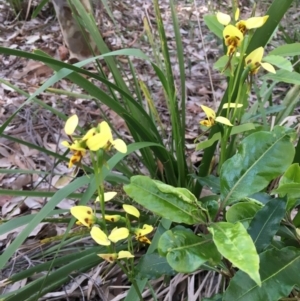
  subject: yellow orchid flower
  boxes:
[134,224,153,244]
[97,251,134,263]
[70,206,96,228]
[90,226,129,246]
[223,25,243,56]
[123,204,140,218]
[86,121,127,153]
[61,140,86,168]
[64,114,78,136]
[236,15,269,35]
[85,130,111,152]
[100,121,127,153]
[217,9,269,35]
[200,105,233,127]
[135,224,153,237]
[245,47,276,75]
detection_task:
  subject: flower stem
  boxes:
[117,261,144,301]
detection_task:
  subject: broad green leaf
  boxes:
[220,126,295,206]
[279,163,300,183]
[263,69,300,85]
[247,198,286,253]
[203,15,223,39]
[226,202,262,227]
[272,164,300,199]
[124,176,207,224]
[269,43,300,57]
[272,183,300,199]
[209,222,261,286]
[223,247,300,301]
[263,55,293,71]
[135,252,175,279]
[196,174,220,194]
[158,227,221,273]
[293,210,300,227]
[153,180,198,204]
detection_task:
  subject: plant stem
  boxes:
[117,262,144,301]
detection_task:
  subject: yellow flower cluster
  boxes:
[70,195,153,263]
[62,115,127,168]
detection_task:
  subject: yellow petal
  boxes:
[135,224,153,237]
[215,116,233,126]
[199,120,213,128]
[112,139,127,153]
[200,105,216,119]
[82,128,96,141]
[261,62,276,74]
[123,204,140,218]
[68,140,86,151]
[90,226,111,246]
[70,206,95,227]
[68,153,82,168]
[245,47,264,67]
[222,103,243,109]
[100,121,113,142]
[104,191,117,202]
[137,236,151,244]
[117,251,134,259]
[108,227,129,243]
[61,141,71,148]
[235,8,240,21]
[98,253,117,263]
[95,191,117,203]
[216,12,231,25]
[223,25,243,44]
[64,115,78,136]
[86,132,109,151]
[105,215,121,222]
[245,15,269,29]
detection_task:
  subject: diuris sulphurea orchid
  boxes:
[62,115,127,168]
[70,206,96,228]
[245,47,276,75]
[217,8,269,35]
[223,25,243,56]
[199,105,233,128]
